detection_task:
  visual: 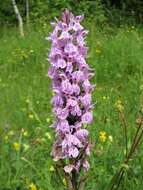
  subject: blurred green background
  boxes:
[0,0,143,26]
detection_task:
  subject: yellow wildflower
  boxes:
[102,96,110,100]
[8,130,14,136]
[23,143,30,151]
[45,132,52,140]
[29,114,34,119]
[49,165,55,172]
[114,100,124,112]
[46,118,50,123]
[108,135,113,143]
[99,131,107,142]
[13,142,20,151]
[29,183,37,190]
[30,49,34,53]
[23,130,28,137]
[131,26,135,29]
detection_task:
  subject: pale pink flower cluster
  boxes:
[47,9,94,173]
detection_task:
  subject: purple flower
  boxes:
[72,70,85,82]
[62,134,82,149]
[54,107,69,120]
[71,104,82,116]
[75,129,89,141]
[66,62,73,73]
[64,43,77,55]
[48,67,58,79]
[56,58,66,68]
[82,79,93,92]
[83,160,90,171]
[61,79,73,94]
[47,9,94,174]
[67,98,77,107]
[68,146,79,158]
[74,160,81,172]
[82,111,93,124]
[52,94,63,107]
[64,165,74,173]
[56,120,70,134]
[72,84,80,95]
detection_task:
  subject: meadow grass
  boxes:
[0,24,143,190]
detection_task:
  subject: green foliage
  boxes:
[0,0,26,25]
[104,0,143,23]
[0,24,143,189]
[0,0,14,25]
[0,0,143,27]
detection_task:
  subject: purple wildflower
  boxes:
[47,9,94,176]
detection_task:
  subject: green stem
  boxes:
[72,170,78,190]
[108,116,143,190]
